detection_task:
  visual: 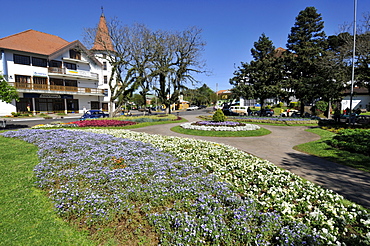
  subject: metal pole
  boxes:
[349,0,357,126]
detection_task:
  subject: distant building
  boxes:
[342,86,370,112]
[0,14,113,116]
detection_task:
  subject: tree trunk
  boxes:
[327,99,332,119]
[300,101,305,116]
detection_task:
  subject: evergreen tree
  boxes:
[230,33,284,111]
[286,7,328,114]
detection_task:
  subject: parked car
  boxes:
[254,108,274,117]
[198,105,207,109]
[280,109,299,117]
[339,113,358,123]
[187,105,199,111]
[229,106,249,116]
[356,115,370,125]
[222,108,240,116]
[80,110,109,120]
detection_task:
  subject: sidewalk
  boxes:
[1,113,83,121]
[132,114,370,209]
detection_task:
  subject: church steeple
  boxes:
[91,9,114,52]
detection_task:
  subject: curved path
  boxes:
[132,114,370,209]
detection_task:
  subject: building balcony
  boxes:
[10,82,105,96]
[48,67,99,80]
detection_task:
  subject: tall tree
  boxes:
[85,18,143,116]
[183,83,214,106]
[151,27,206,113]
[86,20,205,115]
[0,75,19,103]
[230,33,283,111]
[336,12,370,99]
[286,7,328,114]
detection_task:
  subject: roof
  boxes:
[343,86,369,94]
[91,14,115,52]
[0,30,70,55]
[217,90,232,94]
[274,47,287,58]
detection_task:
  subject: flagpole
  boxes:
[349,0,357,126]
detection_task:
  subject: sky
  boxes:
[1,0,369,92]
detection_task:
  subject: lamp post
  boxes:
[349,0,357,126]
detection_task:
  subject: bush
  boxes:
[328,129,370,156]
[212,109,225,122]
[315,101,328,112]
[290,102,299,109]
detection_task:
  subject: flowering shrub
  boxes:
[85,129,370,245]
[32,120,137,128]
[181,121,260,131]
[2,129,319,245]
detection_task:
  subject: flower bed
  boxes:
[72,119,137,127]
[1,129,317,245]
[2,129,370,245]
[85,129,370,245]
[32,119,137,128]
[235,116,318,125]
[181,121,260,131]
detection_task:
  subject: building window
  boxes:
[14,54,30,65]
[33,77,47,84]
[64,62,77,70]
[32,57,47,67]
[103,61,107,70]
[50,60,62,68]
[69,49,81,60]
[104,75,108,84]
[65,80,77,87]
[50,78,64,86]
[102,54,106,59]
[104,89,108,96]
[15,75,31,83]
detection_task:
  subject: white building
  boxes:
[0,14,114,116]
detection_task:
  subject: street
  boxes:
[0,107,213,130]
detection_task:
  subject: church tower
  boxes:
[91,9,115,113]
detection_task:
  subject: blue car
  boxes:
[80,110,109,120]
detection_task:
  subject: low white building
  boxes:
[341,87,370,112]
[0,14,114,116]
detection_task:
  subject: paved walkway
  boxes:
[132,114,370,209]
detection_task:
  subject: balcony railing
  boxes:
[11,82,105,95]
[48,67,99,80]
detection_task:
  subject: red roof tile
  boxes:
[0,30,70,55]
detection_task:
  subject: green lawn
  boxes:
[0,134,96,246]
[294,128,370,173]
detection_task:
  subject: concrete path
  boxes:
[132,114,370,209]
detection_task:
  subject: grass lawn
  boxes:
[171,125,271,137]
[0,134,96,246]
[294,127,370,173]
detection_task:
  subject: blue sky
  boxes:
[1,0,369,92]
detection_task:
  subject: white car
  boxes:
[280,109,298,117]
[187,105,199,111]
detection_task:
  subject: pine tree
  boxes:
[286,7,328,114]
[230,33,284,111]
